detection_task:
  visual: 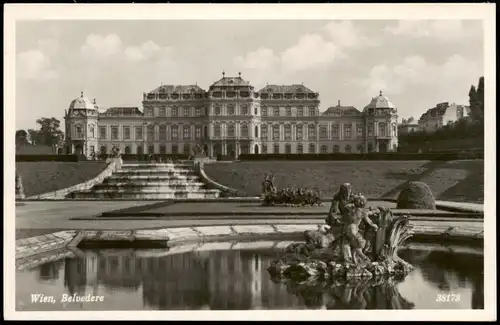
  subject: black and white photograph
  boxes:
[4,3,496,321]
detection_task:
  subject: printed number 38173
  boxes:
[436,294,460,302]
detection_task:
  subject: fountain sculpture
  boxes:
[268,183,415,281]
[261,174,323,207]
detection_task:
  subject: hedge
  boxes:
[238,151,484,161]
[15,154,81,162]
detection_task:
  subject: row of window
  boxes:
[74,122,396,141]
[261,106,316,117]
[260,143,368,154]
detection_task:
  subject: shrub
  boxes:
[120,154,190,162]
[263,188,322,206]
[396,181,436,210]
[15,154,80,162]
[238,152,483,161]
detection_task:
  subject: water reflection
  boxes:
[17,243,484,310]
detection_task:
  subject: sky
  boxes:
[15,19,484,131]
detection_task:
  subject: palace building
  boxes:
[64,73,399,158]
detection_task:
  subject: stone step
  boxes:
[92,183,208,191]
[101,179,206,186]
[106,175,201,181]
[121,163,194,169]
[70,190,219,199]
[114,169,198,175]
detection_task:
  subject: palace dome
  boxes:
[363,91,396,112]
[69,92,98,110]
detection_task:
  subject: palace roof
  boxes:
[322,105,362,116]
[99,107,143,116]
[69,92,98,110]
[209,75,252,88]
[258,84,315,94]
[148,85,206,94]
[363,91,396,111]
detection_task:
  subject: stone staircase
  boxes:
[69,162,220,199]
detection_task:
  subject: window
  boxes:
[344,125,352,139]
[89,126,95,138]
[308,125,316,140]
[146,108,154,116]
[273,107,280,116]
[273,143,280,154]
[308,106,316,116]
[331,125,339,138]
[135,126,143,140]
[284,125,291,140]
[147,125,155,141]
[228,105,235,115]
[262,144,267,153]
[183,107,190,117]
[254,106,258,115]
[285,144,292,154]
[183,125,190,140]
[100,146,107,154]
[111,126,119,140]
[172,106,178,117]
[357,144,364,153]
[272,125,280,141]
[261,125,268,140]
[241,124,249,137]
[357,125,363,138]
[214,105,221,115]
[99,126,106,139]
[148,145,154,154]
[123,126,131,140]
[75,125,83,138]
[195,126,201,139]
[159,125,166,140]
[297,106,304,117]
[159,145,166,154]
[159,107,166,117]
[296,125,303,140]
[171,125,179,140]
[286,106,292,116]
[320,126,327,139]
[379,123,386,137]
[195,107,201,117]
[241,105,248,115]
[89,145,95,154]
[254,126,259,138]
[309,143,316,154]
[124,146,131,154]
[297,143,303,154]
[261,106,268,117]
[368,124,374,137]
[171,144,178,154]
[214,124,221,137]
[320,145,328,153]
[345,145,352,153]
[228,124,235,137]
[368,143,374,153]
[137,145,143,155]
[333,145,340,153]
[183,144,190,154]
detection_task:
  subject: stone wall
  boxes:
[26,158,123,200]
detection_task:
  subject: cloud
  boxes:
[323,20,379,49]
[124,40,162,61]
[81,34,122,58]
[233,48,280,70]
[17,38,59,80]
[281,34,341,72]
[384,20,480,42]
[360,54,482,98]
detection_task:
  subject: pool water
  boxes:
[16,242,484,310]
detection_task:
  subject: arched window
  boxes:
[345,145,352,153]
[214,124,221,137]
[297,143,303,154]
[333,145,340,153]
[124,146,131,154]
[254,125,259,138]
[273,143,280,154]
[227,124,235,137]
[379,122,386,137]
[136,145,143,155]
[320,145,327,153]
[241,124,249,137]
[308,143,316,154]
[285,143,292,154]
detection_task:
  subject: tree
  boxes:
[476,76,484,118]
[469,77,485,122]
[407,117,414,124]
[15,130,30,146]
[27,117,65,147]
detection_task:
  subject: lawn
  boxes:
[204,160,484,203]
[16,161,108,197]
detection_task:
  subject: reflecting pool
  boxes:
[16,241,484,310]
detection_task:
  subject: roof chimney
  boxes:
[93,98,96,104]
[238,72,241,77]
[338,100,340,106]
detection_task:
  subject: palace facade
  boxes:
[64,73,399,158]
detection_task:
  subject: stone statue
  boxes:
[15,170,25,199]
[110,145,121,158]
[268,183,415,282]
[262,174,276,196]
